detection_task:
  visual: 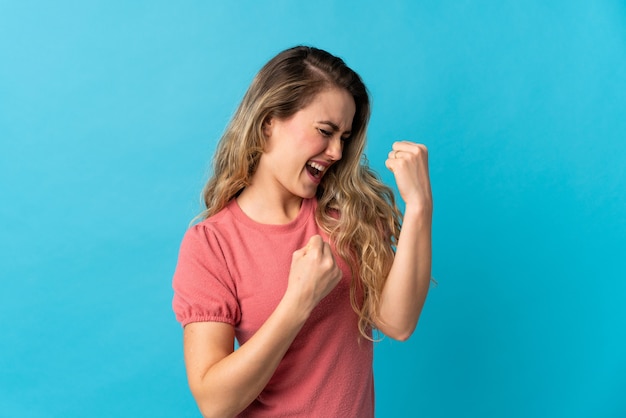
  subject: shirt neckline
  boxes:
[226,198,315,233]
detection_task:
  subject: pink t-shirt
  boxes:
[172,198,374,417]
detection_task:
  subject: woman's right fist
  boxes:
[285,235,342,314]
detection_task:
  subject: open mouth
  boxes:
[306,161,326,179]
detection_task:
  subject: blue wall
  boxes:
[1,1,624,417]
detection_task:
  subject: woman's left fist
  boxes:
[385,141,433,211]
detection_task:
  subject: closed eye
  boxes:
[317,120,351,140]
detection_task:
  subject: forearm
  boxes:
[191,297,309,418]
[376,204,432,340]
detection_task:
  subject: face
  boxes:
[254,87,356,200]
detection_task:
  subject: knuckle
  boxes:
[323,257,334,270]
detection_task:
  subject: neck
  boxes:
[236,185,304,225]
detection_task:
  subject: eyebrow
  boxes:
[317,120,352,137]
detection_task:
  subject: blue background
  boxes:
[1,1,625,417]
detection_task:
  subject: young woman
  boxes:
[172,46,433,417]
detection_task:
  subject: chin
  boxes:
[297,187,318,200]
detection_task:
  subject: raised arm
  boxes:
[375,141,433,341]
[183,235,341,418]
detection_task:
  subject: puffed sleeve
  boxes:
[172,223,241,327]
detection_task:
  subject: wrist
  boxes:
[278,290,313,326]
[403,202,433,222]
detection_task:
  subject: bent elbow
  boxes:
[190,387,234,418]
[196,399,235,418]
[377,327,416,342]
[377,319,418,341]
[388,329,414,342]
[394,333,412,342]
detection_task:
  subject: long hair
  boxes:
[200,46,401,339]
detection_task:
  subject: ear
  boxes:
[262,117,274,138]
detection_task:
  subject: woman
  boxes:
[172,45,432,417]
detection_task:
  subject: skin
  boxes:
[183,87,433,417]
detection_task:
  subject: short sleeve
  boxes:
[172,223,241,327]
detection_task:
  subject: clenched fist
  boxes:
[385,141,433,213]
[284,235,342,315]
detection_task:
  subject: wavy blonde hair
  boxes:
[199,46,401,339]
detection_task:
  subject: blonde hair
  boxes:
[200,46,401,339]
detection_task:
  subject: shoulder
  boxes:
[179,204,237,254]
[189,201,238,234]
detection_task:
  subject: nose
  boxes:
[325,135,343,161]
